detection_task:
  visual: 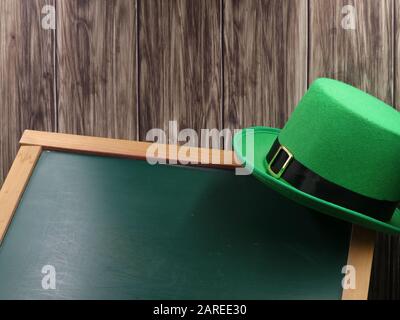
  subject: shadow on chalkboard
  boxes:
[187,172,350,257]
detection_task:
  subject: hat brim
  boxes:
[233,126,400,235]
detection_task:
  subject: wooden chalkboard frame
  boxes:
[0,130,376,300]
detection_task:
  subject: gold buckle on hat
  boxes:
[267,145,293,179]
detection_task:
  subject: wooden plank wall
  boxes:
[0,0,55,185]
[224,0,307,129]
[0,0,398,298]
[139,0,221,140]
[57,0,137,138]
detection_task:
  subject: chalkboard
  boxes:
[0,150,351,299]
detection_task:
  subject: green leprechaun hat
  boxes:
[233,78,400,234]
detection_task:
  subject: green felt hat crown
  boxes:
[233,78,400,234]
[279,78,400,201]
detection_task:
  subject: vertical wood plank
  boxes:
[369,233,400,299]
[309,0,393,104]
[310,0,395,300]
[0,0,55,186]
[223,0,308,130]
[57,0,137,139]
[139,0,221,141]
[394,1,400,110]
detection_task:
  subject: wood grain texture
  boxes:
[309,0,393,104]
[57,0,137,139]
[139,0,221,141]
[0,0,55,186]
[0,145,42,244]
[394,1,400,110]
[223,0,307,129]
[369,233,400,299]
[310,0,396,300]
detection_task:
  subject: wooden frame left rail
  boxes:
[0,145,42,243]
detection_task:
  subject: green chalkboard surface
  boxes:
[0,151,351,299]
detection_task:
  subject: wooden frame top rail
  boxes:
[20,130,240,169]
